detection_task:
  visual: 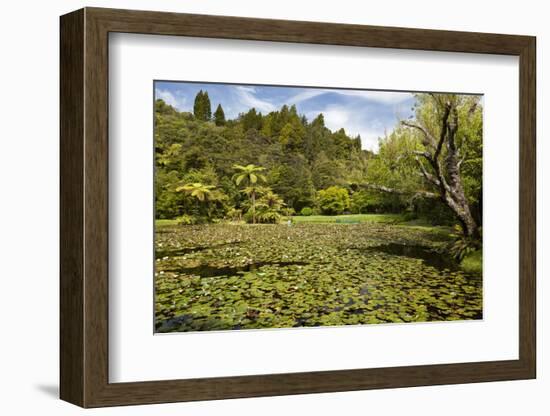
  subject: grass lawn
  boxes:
[156,218,180,227]
[155,214,404,228]
[291,213,404,224]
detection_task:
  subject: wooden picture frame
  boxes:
[60,7,536,408]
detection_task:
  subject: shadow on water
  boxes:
[354,243,460,271]
[163,261,308,278]
[155,241,241,259]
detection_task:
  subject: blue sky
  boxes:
[155,81,416,151]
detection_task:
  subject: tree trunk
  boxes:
[358,183,478,238]
[366,98,481,240]
[440,102,480,239]
[443,192,479,239]
[252,191,256,224]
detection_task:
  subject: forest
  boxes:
[154,87,483,333]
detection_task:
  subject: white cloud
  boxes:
[235,86,276,113]
[334,90,414,105]
[228,85,413,150]
[318,106,351,130]
[236,86,255,93]
[353,127,387,151]
[285,88,413,106]
[157,83,410,151]
[155,89,186,110]
[290,89,414,151]
[306,105,395,152]
[287,89,326,105]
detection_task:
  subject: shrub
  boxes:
[175,214,196,225]
[281,207,296,217]
[350,190,370,214]
[317,186,350,215]
[355,190,405,214]
[257,210,283,224]
[448,225,482,261]
[412,197,455,225]
[401,211,418,222]
[300,207,313,216]
[244,208,282,224]
[226,208,242,221]
[460,250,482,274]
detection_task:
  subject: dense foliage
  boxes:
[155,94,369,222]
[155,91,482,232]
[154,90,484,332]
[317,186,350,215]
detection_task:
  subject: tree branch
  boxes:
[435,103,451,161]
[414,156,440,186]
[358,183,439,199]
[401,121,437,149]
[412,149,451,194]
[429,102,453,195]
[413,150,433,161]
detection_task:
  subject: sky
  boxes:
[154,81,416,151]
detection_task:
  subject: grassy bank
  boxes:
[156,214,454,236]
[155,214,405,228]
[156,218,180,227]
[290,213,404,224]
[460,250,483,274]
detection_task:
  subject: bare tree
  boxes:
[361,95,480,239]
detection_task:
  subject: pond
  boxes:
[163,261,309,278]
[361,243,461,272]
[155,223,482,332]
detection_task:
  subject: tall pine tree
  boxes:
[214,104,226,126]
[193,90,212,121]
[193,90,204,120]
[202,91,212,121]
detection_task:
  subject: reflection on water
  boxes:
[361,243,461,272]
[162,261,309,278]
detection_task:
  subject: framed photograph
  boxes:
[60,7,536,408]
